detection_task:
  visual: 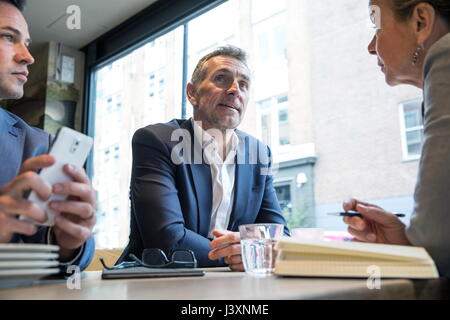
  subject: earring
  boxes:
[412,45,423,66]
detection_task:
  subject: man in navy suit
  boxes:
[119,46,289,270]
[0,0,95,271]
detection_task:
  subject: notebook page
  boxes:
[277,237,432,262]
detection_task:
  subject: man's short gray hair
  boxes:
[190,45,249,89]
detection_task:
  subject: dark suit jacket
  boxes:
[119,119,289,267]
[0,108,95,271]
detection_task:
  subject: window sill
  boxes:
[402,156,421,163]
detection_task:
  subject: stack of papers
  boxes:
[0,244,60,289]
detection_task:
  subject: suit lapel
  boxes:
[228,133,252,231]
[190,163,212,235]
[181,120,213,236]
[0,110,25,187]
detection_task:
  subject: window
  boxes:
[261,114,271,148]
[255,23,287,64]
[91,28,184,249]
[257,94,290,150]
[275,185,292,213]
[400,99,424,160]
[278,109,290,146]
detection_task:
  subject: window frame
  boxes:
[399,98,424,162]
[257,93,290,151]
[274,178,294,214]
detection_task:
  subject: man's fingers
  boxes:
[19,155,55,174]
[229,263,245,272]
[0,213,38,236]
[63,165,90,184]
[209,244,241,260]
[54,215,92,242]
[4,171,52,201]
[210,231,240,249]
[211,229,227,238]
[0,196,48,223]
[223,255,245,272]
[52,181,95,205]
[49,200,94,220]
[224,254,242,265]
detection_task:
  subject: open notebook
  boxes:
[274,237,439,279]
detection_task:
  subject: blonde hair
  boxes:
[390,0,450,23]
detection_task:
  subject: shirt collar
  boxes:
[191,118,239,163]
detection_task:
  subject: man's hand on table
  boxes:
[209,230,244,271]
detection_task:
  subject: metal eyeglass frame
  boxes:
[100,248,198,270]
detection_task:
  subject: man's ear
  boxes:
[186,82,197,107]
[413,2,436,45]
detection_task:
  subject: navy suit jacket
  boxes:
[119,119,289,267]
[0,108,95,271]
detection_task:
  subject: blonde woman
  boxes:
[343,0,450,277]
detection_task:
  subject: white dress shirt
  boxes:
[191,119,239,238]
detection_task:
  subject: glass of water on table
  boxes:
[239,223,284,276]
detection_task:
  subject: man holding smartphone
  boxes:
[0,0,95,270]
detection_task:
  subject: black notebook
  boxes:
[102,267,205,280]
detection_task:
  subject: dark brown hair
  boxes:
[390,0,450,24]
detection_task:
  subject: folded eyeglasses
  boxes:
[100,248,197,270]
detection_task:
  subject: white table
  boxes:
[0,268,448,300]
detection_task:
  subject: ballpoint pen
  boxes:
[328,211,406,218]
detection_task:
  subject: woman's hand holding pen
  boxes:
[342,199,411,246]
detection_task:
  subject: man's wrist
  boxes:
[46,227,84,263]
